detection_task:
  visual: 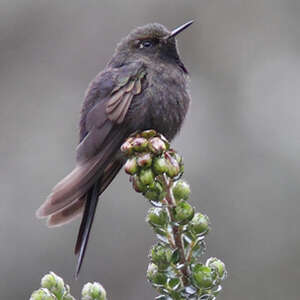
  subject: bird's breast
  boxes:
[126,63,190,141]
[145,64,190,140]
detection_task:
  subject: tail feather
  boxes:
[36,132,125,219]
[36,160,100,219]
[74,160,123,277]
[47,196,85,227]
[36,127,128,278]
[75,180,101,278]
[45,160,124,228]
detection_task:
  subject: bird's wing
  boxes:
[76,67,146,163]
[36,61,147,277]
[36,62,146,219]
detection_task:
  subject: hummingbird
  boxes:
[36,20,193,277]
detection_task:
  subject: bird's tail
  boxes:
[74,159,123,277]
[36,156,124,276]
[74,180,101,278]
[36,155,104,222]
[36,128,126,276]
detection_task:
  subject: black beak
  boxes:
[167,20,194,40]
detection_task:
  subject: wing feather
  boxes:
[36,61,147,277]
[116,92,133,123]
[106,75,144,124]
[125,80,135,92]
[107,92,133,123]
[106,87,126,109]
[37,62,146,239]
[133,79,142,94]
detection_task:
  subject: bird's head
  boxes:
[109,21,194,73]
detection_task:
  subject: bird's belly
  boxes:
[148,101,184,140]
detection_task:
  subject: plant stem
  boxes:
[186,240,195,264]
[161,174,189,286]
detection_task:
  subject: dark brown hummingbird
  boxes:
[36,20,193,277]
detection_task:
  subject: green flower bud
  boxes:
[30,289,56,300]
[137,153,152,168]
[124,157,138,175]
[206,257,226,279]
[147,263,167,286]
[131,175,147,193]
[81,282,107,300]
[192,264,214,289]
[41,272,65,299]
[172,201,194,224]
[152,157,168,175]
[189,213,210,235]
[147,207,169,227]
[141,129,157,138]
[150,244,172,270]
[63,294,75,300]
[62,285,75,300]
[131,137,148,152]
[172,180,190,201]
[144,181,166,202]
[166,165,180,178]
[148,137,167,154]
[139,168,154,186]
[144,189,159,201]
[120,137,134,155]
[165,154,180,178]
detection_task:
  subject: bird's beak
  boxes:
[167,20,194,40]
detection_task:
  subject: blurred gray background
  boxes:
[1,0,300,299]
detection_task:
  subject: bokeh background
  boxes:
[1,0,300,299]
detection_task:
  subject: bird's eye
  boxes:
[139,40,153,49]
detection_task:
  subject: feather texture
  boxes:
[47,196,85,227]
[106,74,145,124]
[74,160,123,276]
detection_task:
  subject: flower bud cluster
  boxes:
[30,272,75,300]
[81,282,107,300]
[30,272,107,300]
[122,130,183,203]
[122,130,227,300]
